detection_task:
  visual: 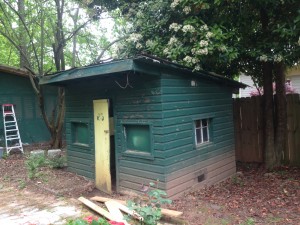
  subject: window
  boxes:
[122,122,154,159]
[195,119,210,145]
[71,121,89,146]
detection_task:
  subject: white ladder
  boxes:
[2,104,23,154]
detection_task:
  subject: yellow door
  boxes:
[93,99,111,194]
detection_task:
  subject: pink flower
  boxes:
[109,221,125,225]
[83,216,94,224]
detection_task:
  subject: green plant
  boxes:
[231,175,244,186]
[126,182,172,225]
[66,216,111,225]
[47,155,67,169]
[25,154,47,179]
[18,179,26,189]
[241,217,255,225]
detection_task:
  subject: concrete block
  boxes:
[47,149,62,158]
[30,150,45,157]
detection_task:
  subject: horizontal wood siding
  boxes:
[65,74,165,185]
[114,74,165,192]
[0,73,56,143]
[160,74,236,198]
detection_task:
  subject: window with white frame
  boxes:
[195,119,210,145]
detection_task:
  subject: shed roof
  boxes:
[39,55,246,89]
[0,64,29,78]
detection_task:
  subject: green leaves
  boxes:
[126,183,172,225]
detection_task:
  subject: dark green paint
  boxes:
[40,56,241,195]
[0,71,57,143]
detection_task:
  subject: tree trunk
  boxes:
[274,62,287,166]
[262,62,275,170]
[18,0,29,68]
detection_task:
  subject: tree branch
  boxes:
[96,36,127,63]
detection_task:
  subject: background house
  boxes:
[0,65,57,144]
[238,65,300,97]
[40,56,245,198]
[287,66,300,93]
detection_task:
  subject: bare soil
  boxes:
[0,148,299,225]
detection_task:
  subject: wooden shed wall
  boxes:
[64,71,236,198]
[0,73,56,143]
[160,72,236,198]
[64,74,166,189]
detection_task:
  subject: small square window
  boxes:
[124,124,151,153]
[122,122,154,159]
[71,122,89,146]
[195,119,210,145]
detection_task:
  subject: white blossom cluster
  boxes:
[169,23,182,32]
[194,65,201,71]
[199,40,209,47]
[163,47,171,57]
[200,24,209,31]
[206,32,213,39]
[274,54,283,62]
[182,25,195,33]
[170,0,182,9]
[259,55,268,62]
[136,43,143,49]
[146,40,155,48]
[127,33,143,43]
[168,36,179,45]
[183,56,199,64]
[183,6,191,14]
[192,48,208,55]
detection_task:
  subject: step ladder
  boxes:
[2,104,23,154]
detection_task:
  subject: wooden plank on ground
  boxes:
[78,197,115,221]
[90,196,183,217]
[105,200,130,225]
[105,200,143,222]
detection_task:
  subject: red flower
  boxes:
[109,221,125,225]
[83,215,94,223]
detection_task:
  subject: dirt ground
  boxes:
[0,147,299,225]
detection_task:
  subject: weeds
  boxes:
[18,179,26,189]
[126,181,172,225]
[241,217,255,225]
[47,155,66,169]
[25,154,47,179]
[25,153,67,179]
[231,175,244,186]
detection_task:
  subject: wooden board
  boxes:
[105,200,130,225]
[90,196,183,217]
[78,197,115,221]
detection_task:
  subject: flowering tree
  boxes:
[91,0,300,169]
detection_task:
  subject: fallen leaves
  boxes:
[173,164,300,224]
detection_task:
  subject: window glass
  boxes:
[72,122,89,145]
[195,119,210,145]
[125,124,151,153]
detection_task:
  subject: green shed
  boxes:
[0,65,57,144]
[40,56,245,198]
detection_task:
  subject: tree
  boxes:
[0,0,108,147]
[91,0,300,169]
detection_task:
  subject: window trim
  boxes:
[70,119,90,149]
[192,116,213,149]
[121,120,154,160]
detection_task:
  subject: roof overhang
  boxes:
[39,55,246,90]
[0,64,29,77]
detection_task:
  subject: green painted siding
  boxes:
[0,72,56,143]
[64,73,165,188]
[64,70,236,197]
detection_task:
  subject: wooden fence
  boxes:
[233,94,300,166]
